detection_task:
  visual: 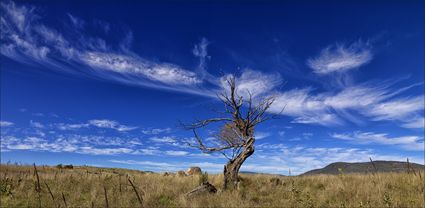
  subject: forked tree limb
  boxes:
[181,118,232,130]
[187,129,243,154]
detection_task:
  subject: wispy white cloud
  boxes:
[365,96,424,123]
[1,1,30,32]
[148,135,190,148]
[55,123,90,130]
[30,120,44,128]
[0,132,194,157]
[78,146,133,155]
[254,131,271,140]
[52,119,137,131]
[269,88,342,125]
[149,136,176,143]
[2,136,51,151]
[278,131,285,137]
[0,134,144,155]
[0,121,14,127]
[324,83,396,109]
[401,117,424,129]
[286,132,314,142]
[221,69,282,97]
[269,80,424,127]
[80,52,202,86]
[331,131,424,151]
[325,82,424,127]
[93,19,110,34]
[132,147,161,156]
[88,119,137,132]
[193,37,213,81]
[165,150,189,156]
[33,25,76,59]
[307,40,373,74]
[141,127,171,135]
[67,13,85,29]
[0,1,52,63]
[302,133,313,137]
[0,1,209,96]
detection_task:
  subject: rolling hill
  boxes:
[302,160,425,175]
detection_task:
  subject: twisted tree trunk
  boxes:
[223,137,255,190]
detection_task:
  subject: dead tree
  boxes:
[182,75,277,190]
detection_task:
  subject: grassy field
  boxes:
[0,164,424,207]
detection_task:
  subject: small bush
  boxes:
[56,164,63,169]
[198,171,208,185]
[158,195,173,206]
[64,164,73,169]
[383,192,392,208]
[0,179,13,196]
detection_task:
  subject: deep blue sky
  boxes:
[1,0,424,174]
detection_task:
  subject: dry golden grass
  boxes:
[1,164,424,207]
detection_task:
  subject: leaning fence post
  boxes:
[128,177,144,208]
[62,192,68,208]
[33,163,42,208]
[103,186,109,208]
[369,157,378,174]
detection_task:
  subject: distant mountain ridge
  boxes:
[302,160,425,175]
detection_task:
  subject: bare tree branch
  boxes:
[188,129,243,154]
[180,118,232,130]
